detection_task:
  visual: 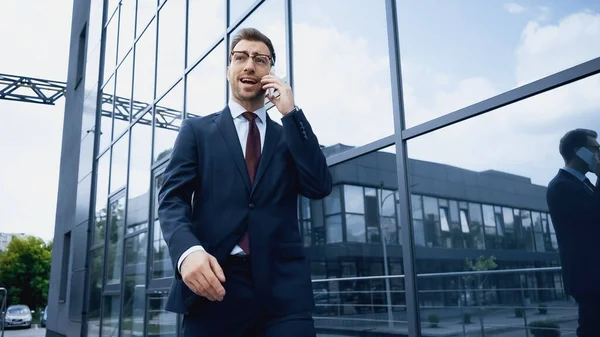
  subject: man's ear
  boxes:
[226,66,230,82]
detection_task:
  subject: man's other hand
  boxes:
[181,250,226,301]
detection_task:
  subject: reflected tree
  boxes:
[463,255,497,337]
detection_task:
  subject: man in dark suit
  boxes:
[157,27,332,336]
[547,128,600,337]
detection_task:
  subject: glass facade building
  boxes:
[47,0,600,336]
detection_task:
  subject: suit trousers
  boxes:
[577,293,600,337]
[182,255,316,337]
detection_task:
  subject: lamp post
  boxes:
[0,287,7,337]
[379,183,395,328]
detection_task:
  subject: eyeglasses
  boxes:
[230,50,272,67]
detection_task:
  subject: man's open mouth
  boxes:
[240,78,258,85]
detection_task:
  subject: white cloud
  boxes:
[504,3,527,14]
[515,11,600,86]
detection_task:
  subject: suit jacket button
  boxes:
[249,203,255,209]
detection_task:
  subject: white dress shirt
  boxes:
[561,166,595,192]
[177,101,267,273]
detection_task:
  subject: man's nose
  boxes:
[243,58,256,71]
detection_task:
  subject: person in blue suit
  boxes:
[547,128,600,337]
[157,27,332,336]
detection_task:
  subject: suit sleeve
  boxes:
[281,108,332,199]
[157,119,203,279]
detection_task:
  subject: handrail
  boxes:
[0,287,6,337]
[311,266,561,284]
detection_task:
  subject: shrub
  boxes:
[529,320,560,337]
[428,314,440,328]
[538,303,548,314]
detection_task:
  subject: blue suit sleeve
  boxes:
[157,119,203,278]
[281,108,332,199]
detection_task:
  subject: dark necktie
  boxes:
[584,178,595,192]
[238,112,261,254]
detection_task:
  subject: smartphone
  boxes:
[268,69,276,97]
[576,147,597,171]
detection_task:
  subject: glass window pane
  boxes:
[110,132,130,193]
[186,42,226,118]
[187,0,225,65]
[397,1,600,128]
[229,0,254,24]
[422,196,440,247]
[101,295,120,336]
[86,248,104,337]
[114,52,133,136]
[146,292,177,336]
[136,0,156,34]
[325,215,342,243]
[119,0,136,58]
[323,185,341,215]
[126,118,152,233]
[94,152,110,246]
[156,0,185,96]
[345,214,365,243]
[380,189,395,216]
[292,0,393,156]
[521,210,535,251]
[152,171,173,279]
[154,80,183,162]
[100,78,115,151]
[411,194,423,220]
[106,195,126,285]
[344,185,364,214]
[121,233,147,337]
[103,16,119,85]
[133,19,156,116]
[468,203,485,249]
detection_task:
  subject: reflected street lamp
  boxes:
[379,183,395,328]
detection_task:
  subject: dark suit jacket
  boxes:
[547,169,600,299]
[157,106,332,315]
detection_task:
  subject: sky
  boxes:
[1,0,599,242]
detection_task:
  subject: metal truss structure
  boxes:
[0,73,66,105]
[1,73,278,132]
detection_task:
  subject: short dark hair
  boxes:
[229,28,276,65]
[559,128,598,163]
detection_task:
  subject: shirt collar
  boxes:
[228,100,267,124]
[561,166,587,182]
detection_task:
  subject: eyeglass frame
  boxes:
[229,50,274,67]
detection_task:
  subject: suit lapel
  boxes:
[213,107,252,193]
[252,114,281,194]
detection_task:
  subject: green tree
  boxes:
[463,255,497,337]
[0,236,52,310]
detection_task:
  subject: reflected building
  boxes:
[47,0,599,336]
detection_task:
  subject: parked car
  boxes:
[3,304,33,329]
[41,305,48,327]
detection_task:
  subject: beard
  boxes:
[232,83,266,103]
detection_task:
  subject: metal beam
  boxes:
[0,73,66,105]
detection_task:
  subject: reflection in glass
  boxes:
[397,1,600,128]
[121,234,147,337]
[114,52,133,136]
[118,0,136,59]
[186,42,226,118]
[292,0,393,151]
[229,0,254,24]
[152,172,173,279]
[132,19,156,117]
[94,152,110,246]
[156,0,185,96]
[154,81,183,162]
[106,195,125,285]
[187,0,224,66]
[86,248,104,337]
[101,295,120,337]
[110,132,130,193]
[103,16,119,85]
[99,78,115,151]
[126,118,152,233]
[146,292,177,336]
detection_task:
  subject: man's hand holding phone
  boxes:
[261,73,295,115]
[180,250,226,302]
